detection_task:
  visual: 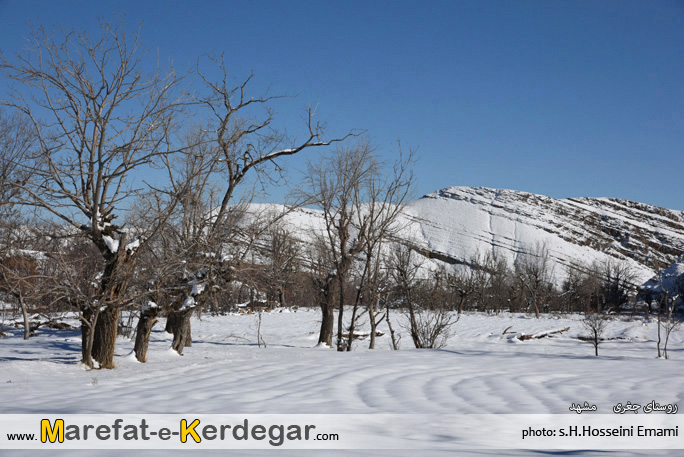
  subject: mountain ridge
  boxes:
[401,186,684,284]
[249,186,684,286]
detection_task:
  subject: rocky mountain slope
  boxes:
[402,187,684,284]
[255,187,684,286]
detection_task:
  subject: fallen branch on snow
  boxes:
[512,327,570,341]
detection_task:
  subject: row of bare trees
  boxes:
[0,19,356,367]
[432,246,643,317]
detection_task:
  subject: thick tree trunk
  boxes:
[92,307,118,368]
[318,301,335,347]
[317,277,336,347]
[90,232,138,369]
[134,307,159,362]
[167,308,193,355]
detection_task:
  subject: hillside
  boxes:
[402,187,684,284]
[257,186,684,286]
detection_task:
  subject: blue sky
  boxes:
[1,0,683,209]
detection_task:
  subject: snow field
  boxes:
[1,309,683,456]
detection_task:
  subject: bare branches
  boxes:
[1,18,361,365]
[194,55,361,241]
[581,313,606,356]
[0,19,186,248]
[301,140,415,350]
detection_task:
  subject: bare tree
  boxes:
[653,274,681,360]
[390,244,423,348]
[157,56,357,355]
[581,313,606,356]
[301,140,413,350]
[561,263,601,314]
[390,244,456,349]
[346,144,414,351]
[48,236,108,367]
[516,242,554,318]
[0,253,38,340]
[0,109,36,337]
[597,260,637,314]
[0,20,187,368]
[263,223,301,309]
[302,142,378,349]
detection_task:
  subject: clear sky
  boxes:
[1,0,683,209]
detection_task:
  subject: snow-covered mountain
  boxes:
[642,259,684,297]
[257,186,684,286]
[401,187,684,284]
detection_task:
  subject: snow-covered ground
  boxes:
[1,309,684,456]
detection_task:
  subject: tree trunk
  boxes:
[80,307,100,368]
[347,285,365,351]
[91,232,137,369]
[368,294,385,350]
[317,277,335,347]
[386,306,399,350]
[369,310,377,350]
[134,307,159,362]
[167,308,193,355]
[346,303,357,352]
[406,290,422,349]
[19,291,29,340]
[457,293,467,315]
[92,307,118,368]
[657,312,662,358]
[336,276,345,351]
[318,301,335,347]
